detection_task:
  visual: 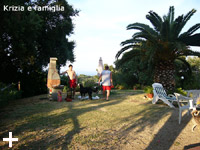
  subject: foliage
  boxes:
[187,56,200,72]
[182,72,200,90]
[173,57,192,89]
[0,0,78,97]
[112,72,136,89]
[78,74,98,87]
[133,84,141,90]
[176,57,200,90]
[115,84,126,90]
[63,86,70,93]
[61,75,69,87]
[61,74,98,92]
[0,83,22,107]
[103,64,115,72]
[175,88,187,96]
[114,51,153,88]
[144,86,153,94]
[20,70,48,97]
[116,6,200,92]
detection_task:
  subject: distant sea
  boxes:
[76,71,97,76]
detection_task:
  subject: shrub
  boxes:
[116,84,126,90]
[61,75,69,86]
[144,86,153,94]
[78,74,97,88]
[175,88,187,96]
[133,84,141,90]
[83,80,96,87]
[63,86,70,93]
[0,83,22,108]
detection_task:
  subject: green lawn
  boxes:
[0,90,199,150]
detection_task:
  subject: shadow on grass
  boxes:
[1,90,189,150]
[99,100,192,150]
[59,99,136,150]
[0,90,141,149]
[146,110,191,150]
[116,101,172,134]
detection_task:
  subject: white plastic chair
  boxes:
[174,93,194,124]
[152,83,177,108]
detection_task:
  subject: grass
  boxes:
[0,90,175,150]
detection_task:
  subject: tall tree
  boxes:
[0,0,78,96]
[116,6,200,91]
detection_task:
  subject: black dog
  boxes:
[79,84,98,100]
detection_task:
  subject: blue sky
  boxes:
[61,0,200,75]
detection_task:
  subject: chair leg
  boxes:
[179,109,182,124]
[164,99,175,108]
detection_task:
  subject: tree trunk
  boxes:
[154,60,175,92]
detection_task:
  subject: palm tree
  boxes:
[116,6,200,91]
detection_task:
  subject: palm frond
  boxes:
[161,20,170,41]
[168,6,175,24]
[183,9,196,25]
[180,33,200,46]
[115,49,141,67]
[116,44,139,59]
[171,15,184,39]
[178,49,200,57]
[146,11,162,32]
[158,7,175,41]
[120,38,143,46]
[175,9,197,36]
[179,23,200,38]
[163,6,175,23]
[120,39,134,46]
[127,23,158,36]
[132,32,158,45]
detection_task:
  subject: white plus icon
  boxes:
[3,132,18,148]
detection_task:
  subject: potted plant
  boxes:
[144,86,153,98]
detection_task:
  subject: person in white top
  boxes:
[98,65,113,100]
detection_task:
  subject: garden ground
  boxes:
[0,90,199,150]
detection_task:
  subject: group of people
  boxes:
[61,64,113,100]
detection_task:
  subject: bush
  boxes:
[133,84,141,90]
[78,74,97,88]
[63,86,70,93]
[60,75,69,86]
[83,80,96,87]
[20,71,47,97]
[175,88,187,96]
[115,84,126,90]
[0,83,22,108]
[144,86,153,94]
[76,85,80,92]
